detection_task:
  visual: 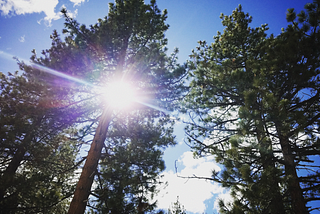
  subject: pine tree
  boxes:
[0,69,80,213]
[183,2,319,213]
[24,0,186,213]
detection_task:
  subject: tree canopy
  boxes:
[2,0,186,213]
[1,0,320,213]
[0,67,80,213]
[183,1,320,213]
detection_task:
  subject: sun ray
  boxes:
[0,50,171,114]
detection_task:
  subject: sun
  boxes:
[102,80,137,109]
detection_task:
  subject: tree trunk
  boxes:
[274,121,308,214]
[0,133,33,202]
[255,117,285,214]
[68,29,129,213]
[68,108,112,214]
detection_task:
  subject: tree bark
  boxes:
[274,121,308,214]
[68,107,112,214]
[255,120,285,214]
[68,24,129,213]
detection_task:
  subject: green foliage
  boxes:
[90,111,174,213]
[1,1,186,212]
[184,2,320,213]
[23,0,187,213]
[0,70,80,212]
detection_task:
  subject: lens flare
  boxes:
[0,50,171,114]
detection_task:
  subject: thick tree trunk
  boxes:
[255,119,285,214]
[68,29,128,213]
[274,121,308,214]
[68,108,112,214]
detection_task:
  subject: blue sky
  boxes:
[0,0,313,213]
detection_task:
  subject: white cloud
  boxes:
[156,151,231,213]
[19,35,25,42]
[69,0,86,7]
[178,139,184,145]
[0,0,61,26]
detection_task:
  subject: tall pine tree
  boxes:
[183,2,319,213]
[24,0,186,213]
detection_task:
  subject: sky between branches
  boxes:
[0,0,312,213]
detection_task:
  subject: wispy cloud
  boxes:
[67,8,78,18]
[19,35,25,42]
[69,0,86,7]
[0,0,61,26]
[157,151,232,213]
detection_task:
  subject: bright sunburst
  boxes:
[102,80,137,109]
